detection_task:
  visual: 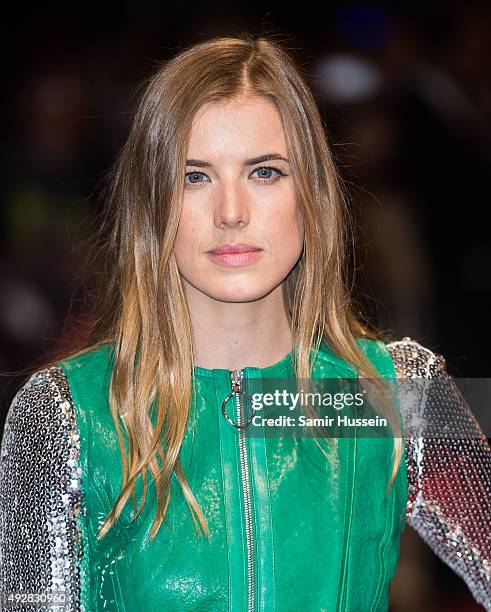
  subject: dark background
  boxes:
[1,2,490,610]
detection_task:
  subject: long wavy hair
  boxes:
[26,34,402,542]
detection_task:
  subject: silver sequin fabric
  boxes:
[0,338,489,610]
[0,367,86,611]
[386,337,491,610]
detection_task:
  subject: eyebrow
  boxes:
[185,153,289,167]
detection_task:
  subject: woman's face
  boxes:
[173,94,303,303]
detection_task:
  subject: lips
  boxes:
[208,243,262,255]
[206,243,264,267]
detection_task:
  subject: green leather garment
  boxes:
[59,337,408,611]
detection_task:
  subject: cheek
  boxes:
[265,202,304,254]
[174,208,201,262]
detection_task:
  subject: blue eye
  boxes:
[252,166,284,182]
[184,171,207,186]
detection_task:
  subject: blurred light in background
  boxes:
[314,53,383,103]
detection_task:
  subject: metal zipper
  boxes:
[221,369,256,612]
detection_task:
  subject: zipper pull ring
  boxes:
[221,370,256,429]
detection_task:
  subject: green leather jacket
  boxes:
[56,337,407,611]
[2,336,490,611]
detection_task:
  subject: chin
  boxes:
[201,280,279,303]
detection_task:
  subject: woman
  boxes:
[0,35,489,611]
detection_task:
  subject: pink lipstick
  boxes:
[207,243,264,267]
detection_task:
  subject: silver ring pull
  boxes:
[221,386,256,429]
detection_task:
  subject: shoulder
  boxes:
[54,342,116,417]
[355,336,392,361]
[1,365,79,463]
[59,341,115,379]
[384,337,457,439]
[317,336,412,378]
[384,336,447,378]
[354,336,406,378]
[1,342,115,455]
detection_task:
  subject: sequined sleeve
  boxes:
[0,366,88,611]
[386,337,491,610]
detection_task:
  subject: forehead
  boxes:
[188,96,288,157]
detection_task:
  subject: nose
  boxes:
[214,183,250,228]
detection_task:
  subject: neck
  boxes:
[184,282,293,371]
